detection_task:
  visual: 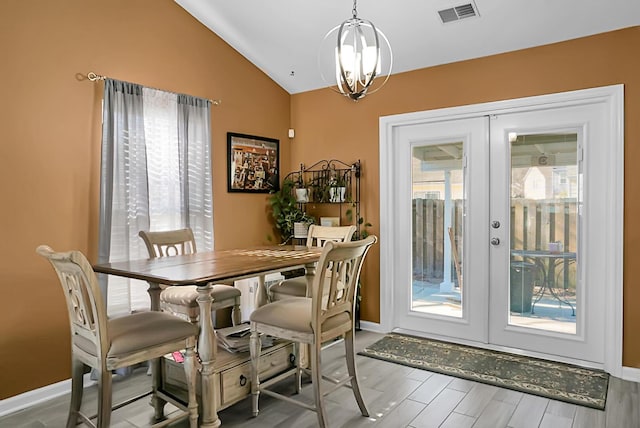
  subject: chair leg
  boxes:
[66,356,84,428]
[184,341,199,428]
[249,323,262,417]
[293,342,302,394]
[149,357,167,421]
[232,298,241,326]
[344,329,369,417]
[96,367,113,428]
[310,340,328,428]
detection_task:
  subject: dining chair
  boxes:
[249,235,377,427]
[139,228,242,326]
[268,224,356,301]
[36,245,199,428]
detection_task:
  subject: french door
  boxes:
[386,89,621,365]
[392,117,489,343]
[488,106,605,363]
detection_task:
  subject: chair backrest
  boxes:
[306,225,356,248]
[310,236,377,331]
[139,228,197,258]
[307,225,357,285]
[36,245,109,364]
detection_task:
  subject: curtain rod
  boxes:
[86,72,221,106]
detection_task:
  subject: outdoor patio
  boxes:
[412,279,577,334]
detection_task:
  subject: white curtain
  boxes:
[99,80,214,317]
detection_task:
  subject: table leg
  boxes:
[148,282,162,311]
[530,260,547,314]
[255,274,267,308]
[304,262,316,298]
[196,283,221,428]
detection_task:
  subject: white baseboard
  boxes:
[621,365,640,382]
[0,374,94,418]
[359,320,385,333]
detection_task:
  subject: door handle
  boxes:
[490,237,500,246]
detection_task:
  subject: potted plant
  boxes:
[329,172,347,203]
[294,176,310,203]
[268,178,315,243]
[290,209,315,239]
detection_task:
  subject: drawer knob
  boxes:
[239,374,247,386]
[289,353,296,364]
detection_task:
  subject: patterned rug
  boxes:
[359,333,609,410]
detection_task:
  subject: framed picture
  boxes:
[227,132,279,193]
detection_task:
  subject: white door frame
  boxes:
[379,85,624,376]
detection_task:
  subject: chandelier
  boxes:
[318,0,392,101]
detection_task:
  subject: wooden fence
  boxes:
[413,198,577,283]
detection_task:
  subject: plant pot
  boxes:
[295,188,309,203]
[293,222,310,238]
[330,186,346,202]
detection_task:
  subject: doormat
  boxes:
[358,333,609,410]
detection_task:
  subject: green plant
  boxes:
[268,178,314,243]
[334,171,348,187]
[346,208,372,239]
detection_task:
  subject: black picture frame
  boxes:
[227,132,279,193]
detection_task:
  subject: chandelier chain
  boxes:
[352,0,358,19]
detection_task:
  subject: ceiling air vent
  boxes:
[438,3,479,24]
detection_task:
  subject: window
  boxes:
[98,80,213,317]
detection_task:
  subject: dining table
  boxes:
[93,245,323,428]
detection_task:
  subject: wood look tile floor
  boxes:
[3,331,639,427]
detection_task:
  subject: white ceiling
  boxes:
[175,0,640,95]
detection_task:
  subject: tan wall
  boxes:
[0,0,290,399]
[1,0,638,401]
[290,27,640,366]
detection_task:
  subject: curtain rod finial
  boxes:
[87,72,106,81]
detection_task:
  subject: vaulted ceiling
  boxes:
[175,0,640,94]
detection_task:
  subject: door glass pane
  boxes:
[509,132,578,334]
[412,142,464,317]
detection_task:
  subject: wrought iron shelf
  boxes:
[284,159,362,238]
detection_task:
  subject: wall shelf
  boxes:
[284,159,362,238]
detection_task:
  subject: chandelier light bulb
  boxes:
[319,0,392,101]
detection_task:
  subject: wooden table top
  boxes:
[93,245,323,286]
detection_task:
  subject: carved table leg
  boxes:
[255,274,267,308]
[147,282,166,421]
[196,283,221,428]
[304,262,316,298]
[148,282,162,311]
